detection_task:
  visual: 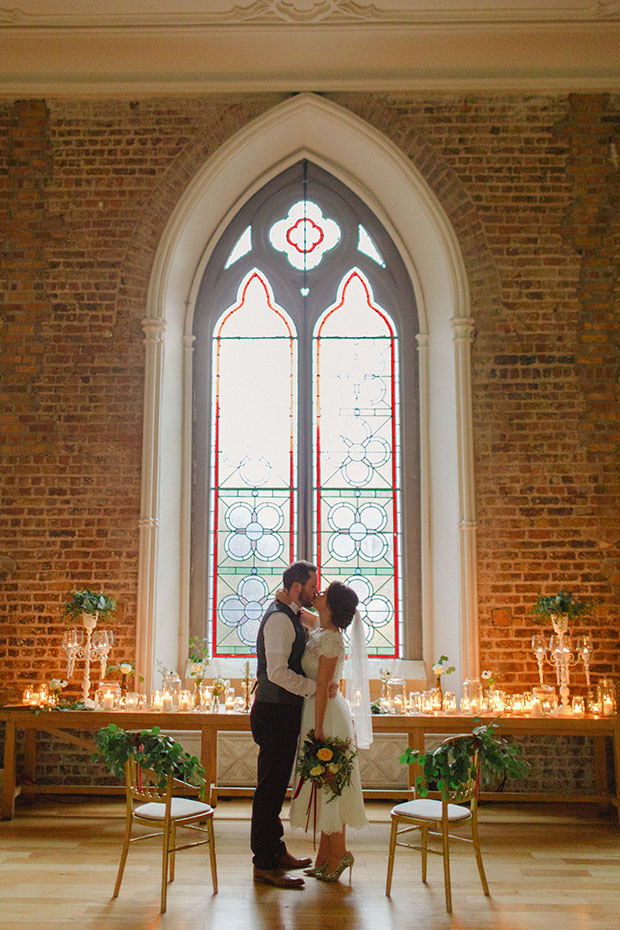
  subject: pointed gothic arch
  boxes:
[138,92,478,692]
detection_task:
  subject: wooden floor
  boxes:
[1,797,619,930]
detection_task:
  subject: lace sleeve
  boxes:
[317,630,345,660]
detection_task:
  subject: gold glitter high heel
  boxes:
[304,862,328,877]
[315,851,354,883]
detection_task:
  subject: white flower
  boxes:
[432,664,444,676]
[481,669,493,680]
[49,678,67,691]
[119,662,132,675]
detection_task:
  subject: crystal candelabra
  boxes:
[62,614,113,706]
[531,625,593,716]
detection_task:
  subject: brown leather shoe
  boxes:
[253,867,305,888]
[278,852,313,870]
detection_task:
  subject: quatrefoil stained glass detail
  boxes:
[269,201,340,270]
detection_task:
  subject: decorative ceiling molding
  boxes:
[1,1,619,30]
[1,2,619,93]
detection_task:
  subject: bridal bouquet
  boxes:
[295,728,357,804]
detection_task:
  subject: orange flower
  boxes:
[317,747,333,762]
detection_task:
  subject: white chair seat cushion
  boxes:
[392,799,471,822]
[135,799,213,821]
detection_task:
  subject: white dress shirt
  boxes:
[263,601,317,699]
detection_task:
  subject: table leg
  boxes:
[200,725,218,807]
[1,719,17,820]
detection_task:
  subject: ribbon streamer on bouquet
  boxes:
[292,776,318,849]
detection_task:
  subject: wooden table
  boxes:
[1,706,619,821]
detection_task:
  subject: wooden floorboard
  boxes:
[1,797,619,929]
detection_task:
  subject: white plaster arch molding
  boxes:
[138,92,478,693]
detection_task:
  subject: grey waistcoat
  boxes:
[254,601,307,705]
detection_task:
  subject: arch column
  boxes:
[451,316,479,679]
[136,316,166,694]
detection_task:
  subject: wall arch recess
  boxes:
[139,92,478,692]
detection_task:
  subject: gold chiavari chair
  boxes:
[113,757,218,913]
[385,735,489,913]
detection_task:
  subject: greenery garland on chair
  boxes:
[93,724,205,791]
[400,721,530,801]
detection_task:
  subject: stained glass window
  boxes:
[313,269,402,656]
[194,160,418,660]
[208,270,297,654]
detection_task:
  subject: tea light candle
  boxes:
[22,687,33,705]
[179,690,192,711]
[151,690,163,710]
[125,692,139,709]
[572,696,585,715]
[443,692,456,713]
[102,690,115,711]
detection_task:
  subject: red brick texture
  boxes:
[0,94,619,786]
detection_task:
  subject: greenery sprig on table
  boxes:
[93,723,205,790]
[400,721,530,800]
[62,589,116,621]
[530,590,591,623]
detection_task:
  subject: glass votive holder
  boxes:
[408,691,422,714]
[224,687,236,711]
[387,677,406,713]
[459,696,471,714]
[22,686,37,705]
[597,678,617,716]
[178,689,193,712]
[95,685,118,711]
[443,691,456,713]
[533,685,557,715]
[571,695,585,715]
[125,691,139,709]
[151,689,163,710]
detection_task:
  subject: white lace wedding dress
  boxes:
[289,627,367,834]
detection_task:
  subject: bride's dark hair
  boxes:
[326,581,359,630]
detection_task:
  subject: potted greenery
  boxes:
[63,589,116,629]
[400,721,529,800]
[93,723,205,791]
[531,590,591,636]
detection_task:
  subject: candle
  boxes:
[102,690,115,710]
[125,691,139,709]
[162,693,173,712]
[572,696,585,715]
[151,690,163,710]
[603,697,614,716]
[179,690,192,711]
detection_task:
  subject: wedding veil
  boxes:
[344,609,373,749]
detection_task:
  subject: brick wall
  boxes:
[1,92,619,786]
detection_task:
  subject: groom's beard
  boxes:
[298,589,315,609]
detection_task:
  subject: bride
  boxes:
[280,580,372,883]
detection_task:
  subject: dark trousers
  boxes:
[250,700,303,870]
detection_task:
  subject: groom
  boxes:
[251,560,320,889]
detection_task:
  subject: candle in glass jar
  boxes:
[179,690,192,711]
[162,693,173,712]
[151,690,163,710]
[102,690,115,710]
[603,697,614,716]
